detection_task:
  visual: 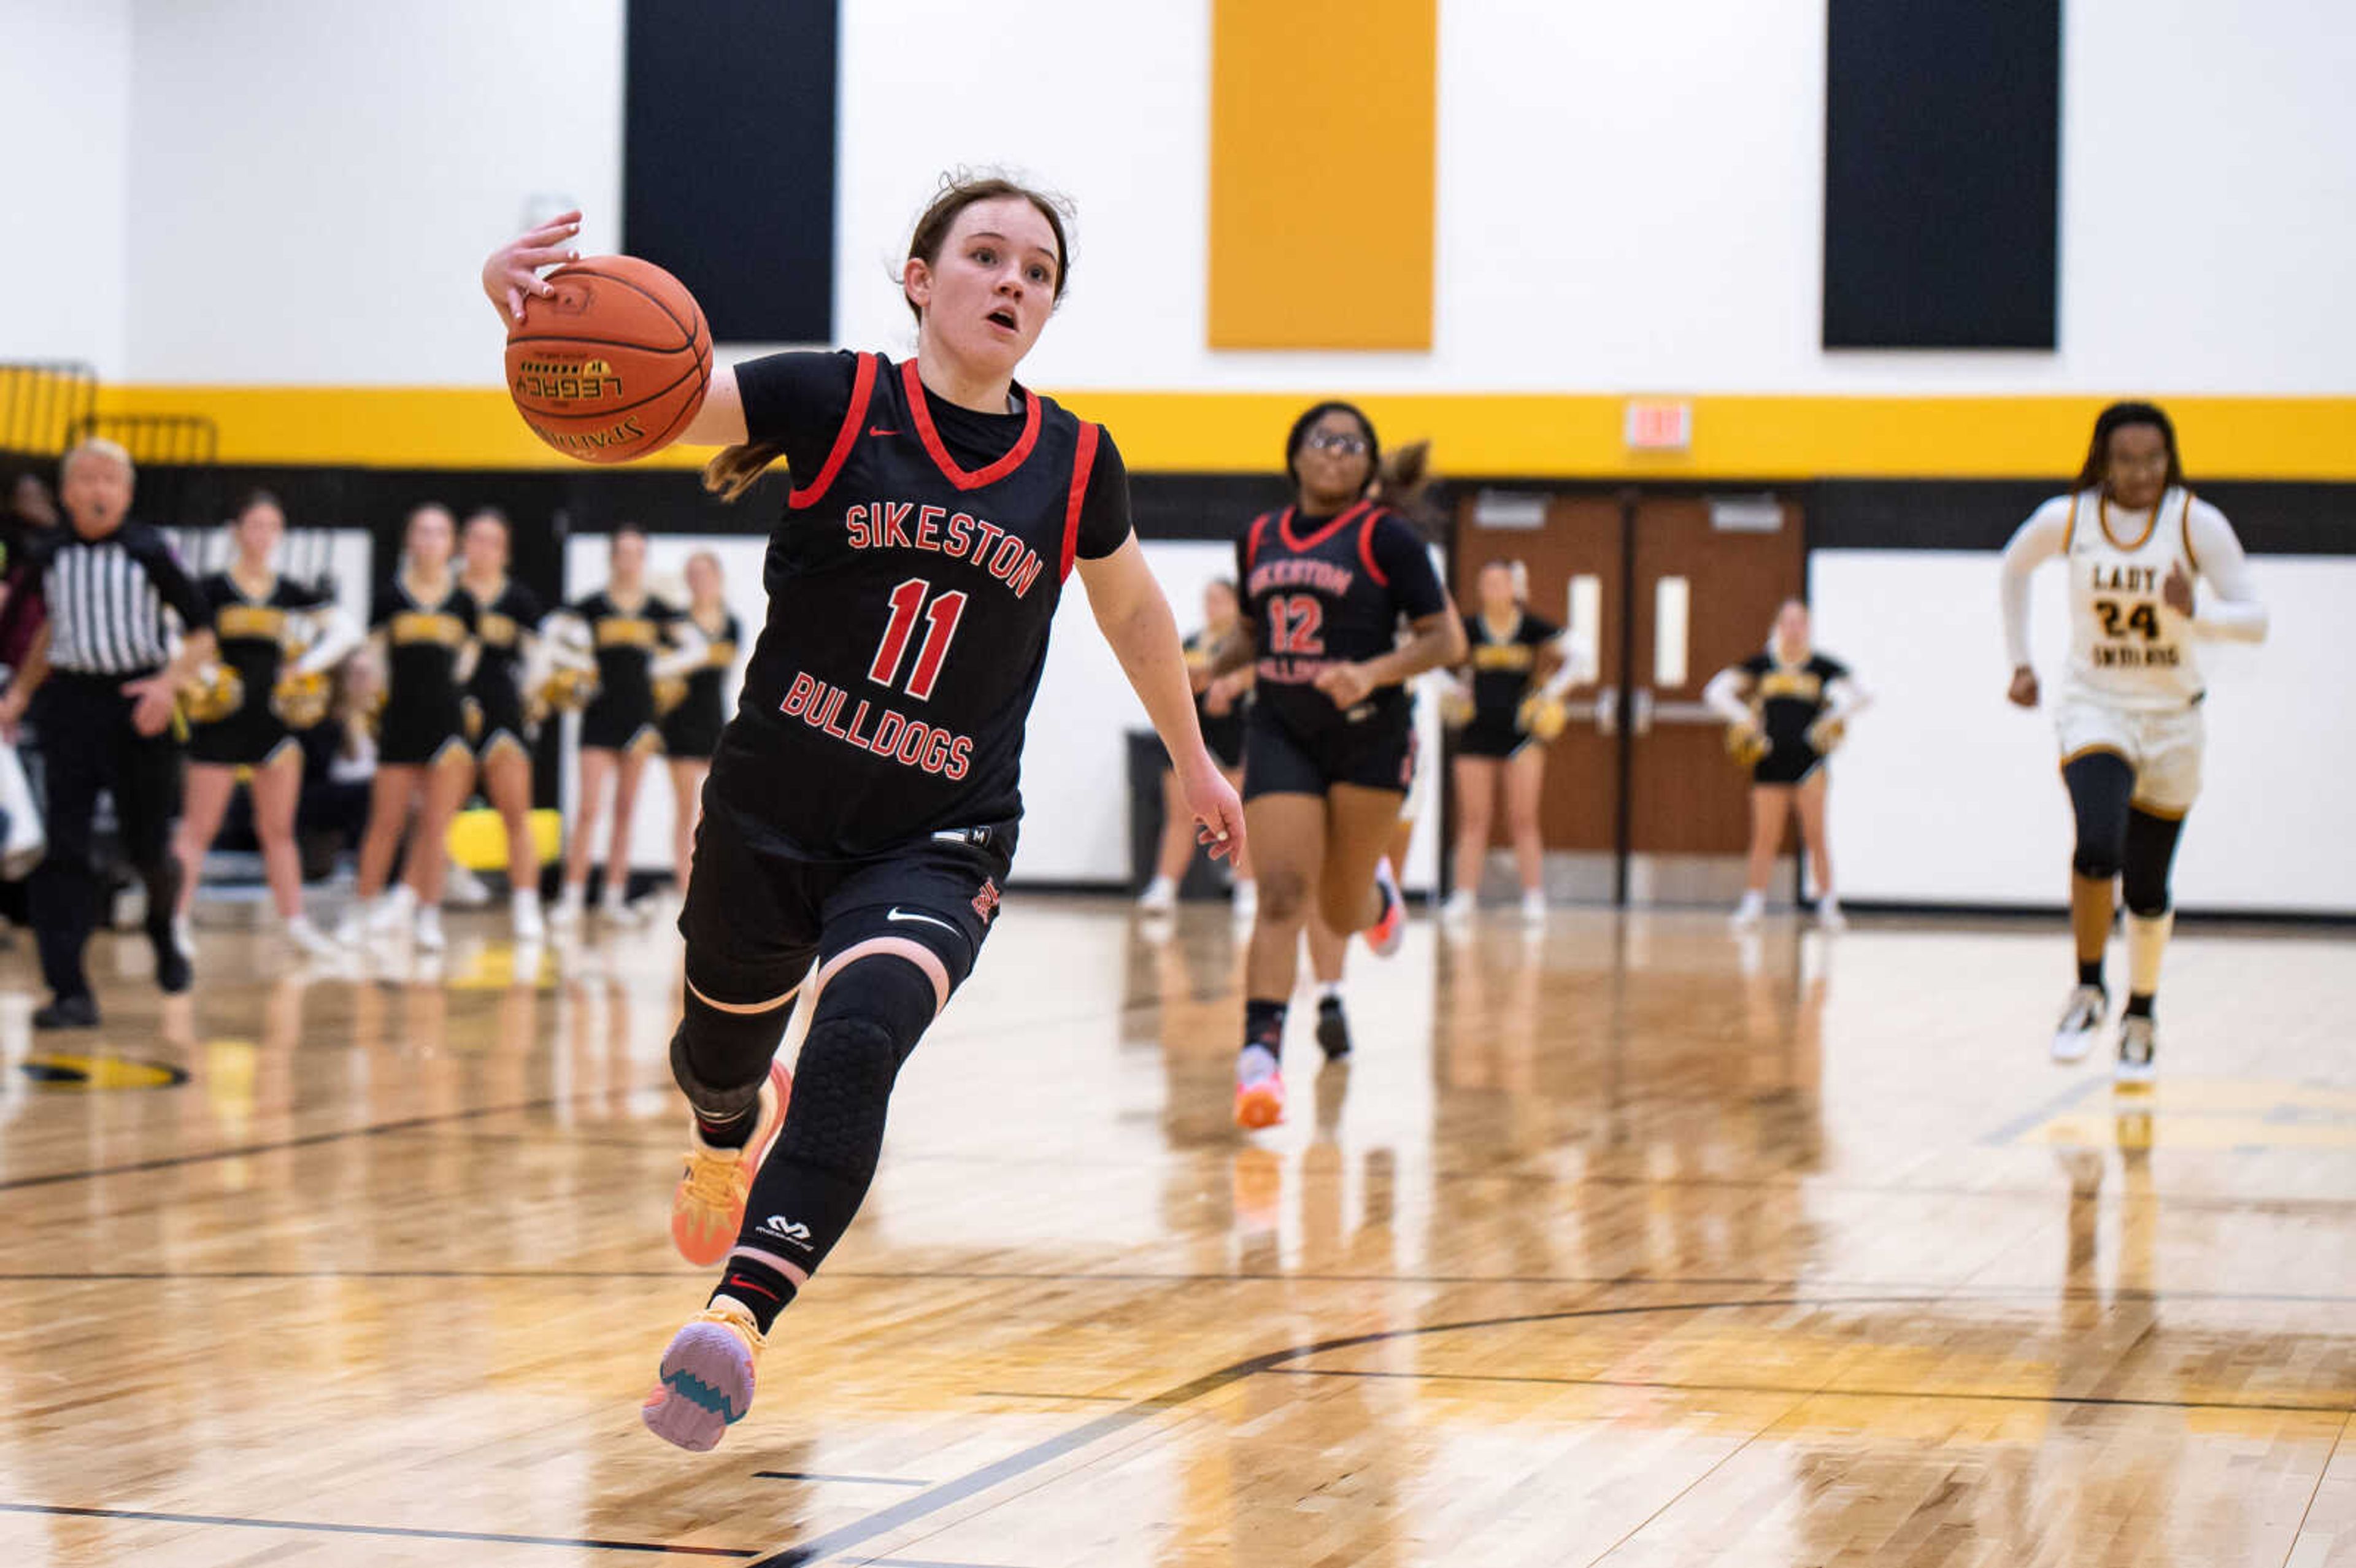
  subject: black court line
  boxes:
[0,1094,577,1193]
[0,1502,752,1556]
[742,1291,2356,1566]
[1263,1365,2356,1416]
[3,1270,2356,1312]
[753,1472,931,1488]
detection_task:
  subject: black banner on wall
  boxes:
[623,0,837,343]
[1822,0,2061,349]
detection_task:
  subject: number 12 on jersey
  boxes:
[869,577,968,701]
[1268,594,1324,656]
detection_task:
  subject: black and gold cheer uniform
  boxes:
[372,575,477,766]
[188,571,336,766]
[659,607,741,761]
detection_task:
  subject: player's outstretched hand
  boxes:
[2006,666,2041,709]
[2162,563,2195,617]
[1312,661,1376,710]
[482,210,583,325]
[1178,757,1247,865]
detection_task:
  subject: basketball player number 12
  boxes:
[869,577,968,701]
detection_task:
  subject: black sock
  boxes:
[695,1106,757,1150]
[2077,959,2104,990]
[1243,997,1287,1054]
[2124,993,2155,1021]
[712,1255,799,1334]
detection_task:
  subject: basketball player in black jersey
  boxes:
[485,175,1244,1452]
[342,503,479,953]
[1216,403,1465,1129]
[660,549,739,902]
[550,528,703,928]
[1703,599,1869,929]
[172,491,355,958]
[458,508,549,942]
[1138,577,1253,918]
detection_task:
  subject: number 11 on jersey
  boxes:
[869,577,968,701]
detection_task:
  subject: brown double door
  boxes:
[1450,489,1805,904]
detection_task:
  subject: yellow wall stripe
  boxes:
[1206,0,1436,350]
[94,383,2356,482]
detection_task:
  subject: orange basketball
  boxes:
[504,255,711,464]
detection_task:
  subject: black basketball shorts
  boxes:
[677,794,1017,1007]
[1241,704,1415,802]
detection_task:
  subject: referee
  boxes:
[0,439,216,1027]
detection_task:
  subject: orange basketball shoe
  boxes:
[670,1060,792,1266]
[1363,858,1406,958]
[1233,1047,1286,1130]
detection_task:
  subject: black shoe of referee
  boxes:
[150,920,192,994]
[33,994,100,1029]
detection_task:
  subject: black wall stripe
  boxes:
[623,0,837,344]
[1822,0,2061,349]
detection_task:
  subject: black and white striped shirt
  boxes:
[25,521,213,675]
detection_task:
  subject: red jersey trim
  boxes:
[1061,421,1101,582]
[1357,507,1391,587]
[1245,513,1274,575]
[787,352,878,510]
[1278,499,1374,554]
[903,357,1041,491]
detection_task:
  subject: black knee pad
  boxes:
[2063,751,2134,882]
[669,988,794,1118]
[2121,807,2185,918]
[778,1015,901,1178]
[732,956,939,1277]
[809,952,940,1056]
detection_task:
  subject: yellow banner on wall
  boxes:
[1207,0,1438,350]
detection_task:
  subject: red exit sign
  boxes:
[1623,399,1693,452]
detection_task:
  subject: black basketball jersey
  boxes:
[1236,502,1449,739]
[464,578,546,705]
[1738,648,1849,753]
[679,607,742,709]
[717,351,1122,856]
[202,571,334,700]
[568,588,685,713]
[372,574,476,718]
[1463,610,1560,719]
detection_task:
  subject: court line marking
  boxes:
[738,1293,2100,1567]
[2,1270,2354,1310]
[1263,1366,2356,1415]
[0,1501,752,1556]
[753,1473,932,1488]
[2281,1412,2352,1568]
[0,1081,683,1193]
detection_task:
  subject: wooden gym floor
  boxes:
[0,899,2351,1566]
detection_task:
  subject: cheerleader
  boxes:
[549,528,705,926]
[1139,577,1253,918]
[338,502,479,951]
[657,549,739,901]
[1442,559,1583,926]
[457,507,550,941]
[1703,599,1869,929]
[171,491,356,956]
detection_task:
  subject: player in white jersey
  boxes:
[1998,402,2268,1082]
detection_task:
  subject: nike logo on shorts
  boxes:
[868,426,899,437]
[885,907,960,936]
